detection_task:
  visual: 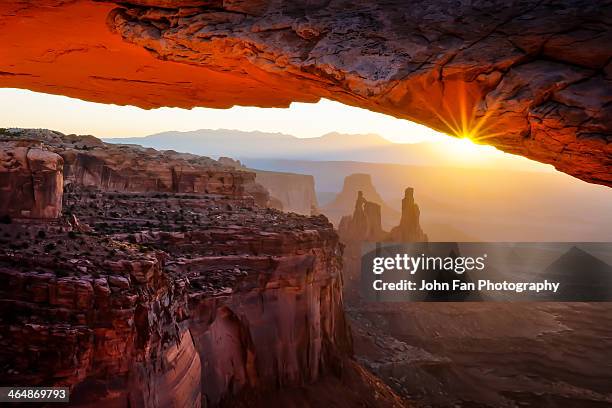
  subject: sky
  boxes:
[1,88,447,142]
[0,87,554,172]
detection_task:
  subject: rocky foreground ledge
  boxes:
[0,129,405,407]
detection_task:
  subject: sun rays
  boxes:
[418,80,505,146]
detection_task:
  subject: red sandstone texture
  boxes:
[0,138,63,219]
[0,1,610,186]
[0,129,405,407]
[0,128,273,210]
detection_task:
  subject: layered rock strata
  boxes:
[1,1,610,185]
[2,129,255,197]
[0,130,401,407]
[0,231,200,407]
[0,138,63,219]
[250,170,319,216]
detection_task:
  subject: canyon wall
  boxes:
[217,157,319,215]
[0,139,63,219]
[0,246,201,407]
[252,170,319,215]
[1,128,276,207]
[0,129,378,407]
[23,129,253,197]
[0,1,610,186]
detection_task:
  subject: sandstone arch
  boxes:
[0,0,610,185]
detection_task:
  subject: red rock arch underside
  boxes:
[1,0,610,186]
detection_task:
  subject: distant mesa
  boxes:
[0,128,274,219]
[542,246,612,301]
[322,173,399,229]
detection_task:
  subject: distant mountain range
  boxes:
[105,129,545,171]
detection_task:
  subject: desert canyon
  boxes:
[1,1,611,407]
[0,128,408,407]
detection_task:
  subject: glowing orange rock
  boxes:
[0,1,610,186]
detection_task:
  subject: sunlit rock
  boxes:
[0,1,609,185]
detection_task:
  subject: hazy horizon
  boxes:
[0,88,445,143]
[242,158,612,242]
[107,128,557,174]
[0,87,565,175]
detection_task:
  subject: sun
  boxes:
[447,136,483,155]
[412,79,506,149]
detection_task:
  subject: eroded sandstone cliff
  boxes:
[0,1,610,185]
[0,130,405,407]
[0,136,63,219]
[387,189,428,243]
[217,157,319,215]
[250,170,319,215]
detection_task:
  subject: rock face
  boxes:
[0,1,610,186]
[2,129,258,199]
[0,130,409,407]
[217,157,318,215]
[323,174,399,229]
[336,184,427,299]
[337,186,427,245]
[252,170,319,215]
[338,191,386,243]
[0,138,63,219]
[387,188,428,242]
[0,240,201,407]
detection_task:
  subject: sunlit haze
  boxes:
[0,88,444,141]
[0,88,553,172]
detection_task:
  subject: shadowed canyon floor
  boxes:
[0,1,611,185]
[348,303,612,407]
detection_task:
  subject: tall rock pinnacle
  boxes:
[388,188,428,242]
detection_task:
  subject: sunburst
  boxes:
[418,80,504,145]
